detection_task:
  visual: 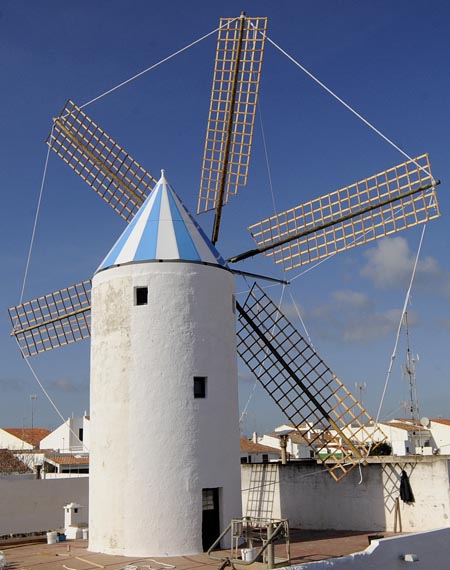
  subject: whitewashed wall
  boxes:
[381,425,409,455]
[287,527,450,570]
[90,262,241,557]
[241,456,450,532]
[40,417,89,452]
[0,476,88,535]
[0,430,33,450]
[429,421,450,454]
[258,434,311,459]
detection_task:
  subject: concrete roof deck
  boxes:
[1,530,400,569]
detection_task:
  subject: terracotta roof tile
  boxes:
[3,428,51,447]
[45,454,89,465]
[431,419,450,426]
[240,438,279,454]
[386,421,430,433]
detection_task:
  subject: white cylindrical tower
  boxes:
[89,172,241,557]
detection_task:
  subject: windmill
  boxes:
[8,13,440,556]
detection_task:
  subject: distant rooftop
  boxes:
[385,421,430,433]
[431,419,450,426]
[3,428,51,447]
[45,454,89,466]
[240,438,279,454]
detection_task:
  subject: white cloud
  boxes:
[0,376,27,392]
[49,376,83,393]
[360,236,449,294]
[308,289,409,344]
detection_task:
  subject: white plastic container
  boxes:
[82,528,89,540]
[241,548,256,562]
[46,531,57,545]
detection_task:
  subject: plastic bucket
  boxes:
[241,548,256,562]
[82,528,89,539]
[47,531,58,545]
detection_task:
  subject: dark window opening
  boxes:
[194,376,207,398]
[240,457,248,464]
[262,454,269,463]
[135,287,148,305]
[78,428,84,442]
[202,488,220,551]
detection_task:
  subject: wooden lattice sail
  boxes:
[47,100,156,222]
[198,14,267,243]
[237,283,387,481]
[9,281,92,358]
[230,154,440,269]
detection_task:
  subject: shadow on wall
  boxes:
[244,463,279,519]
[280,461,387,531]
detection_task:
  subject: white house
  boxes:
[258,424,344,460]
[428,419,450,454]
[240,437,280,463]
[0,428,50,450]
[40,415,90,453]
[258,432,313,459]
[382,420,433,455]
[43,453,89,476]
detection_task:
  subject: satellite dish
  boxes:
[420,417,430,428]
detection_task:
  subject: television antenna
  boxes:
[8,14,441,481]
[402,311,420,424]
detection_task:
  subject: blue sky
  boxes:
[1,1,449,433]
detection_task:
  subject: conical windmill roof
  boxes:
[96,170,226,273]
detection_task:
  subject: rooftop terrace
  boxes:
[1,530,399,569]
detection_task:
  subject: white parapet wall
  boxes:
[286,527,450,570]
[241,455,450,532]
[0,475,88,535]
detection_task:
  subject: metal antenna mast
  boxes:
[404,311,420,423]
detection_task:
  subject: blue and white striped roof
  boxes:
[96,170,226,272]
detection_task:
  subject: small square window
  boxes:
[194,376,207,398]
[135,287,148,305]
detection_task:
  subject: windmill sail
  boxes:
[237,283,387,481]
[9,281,91,358]
[239,154,439,270]
[198,15,267,242]
[47,100,156,222]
